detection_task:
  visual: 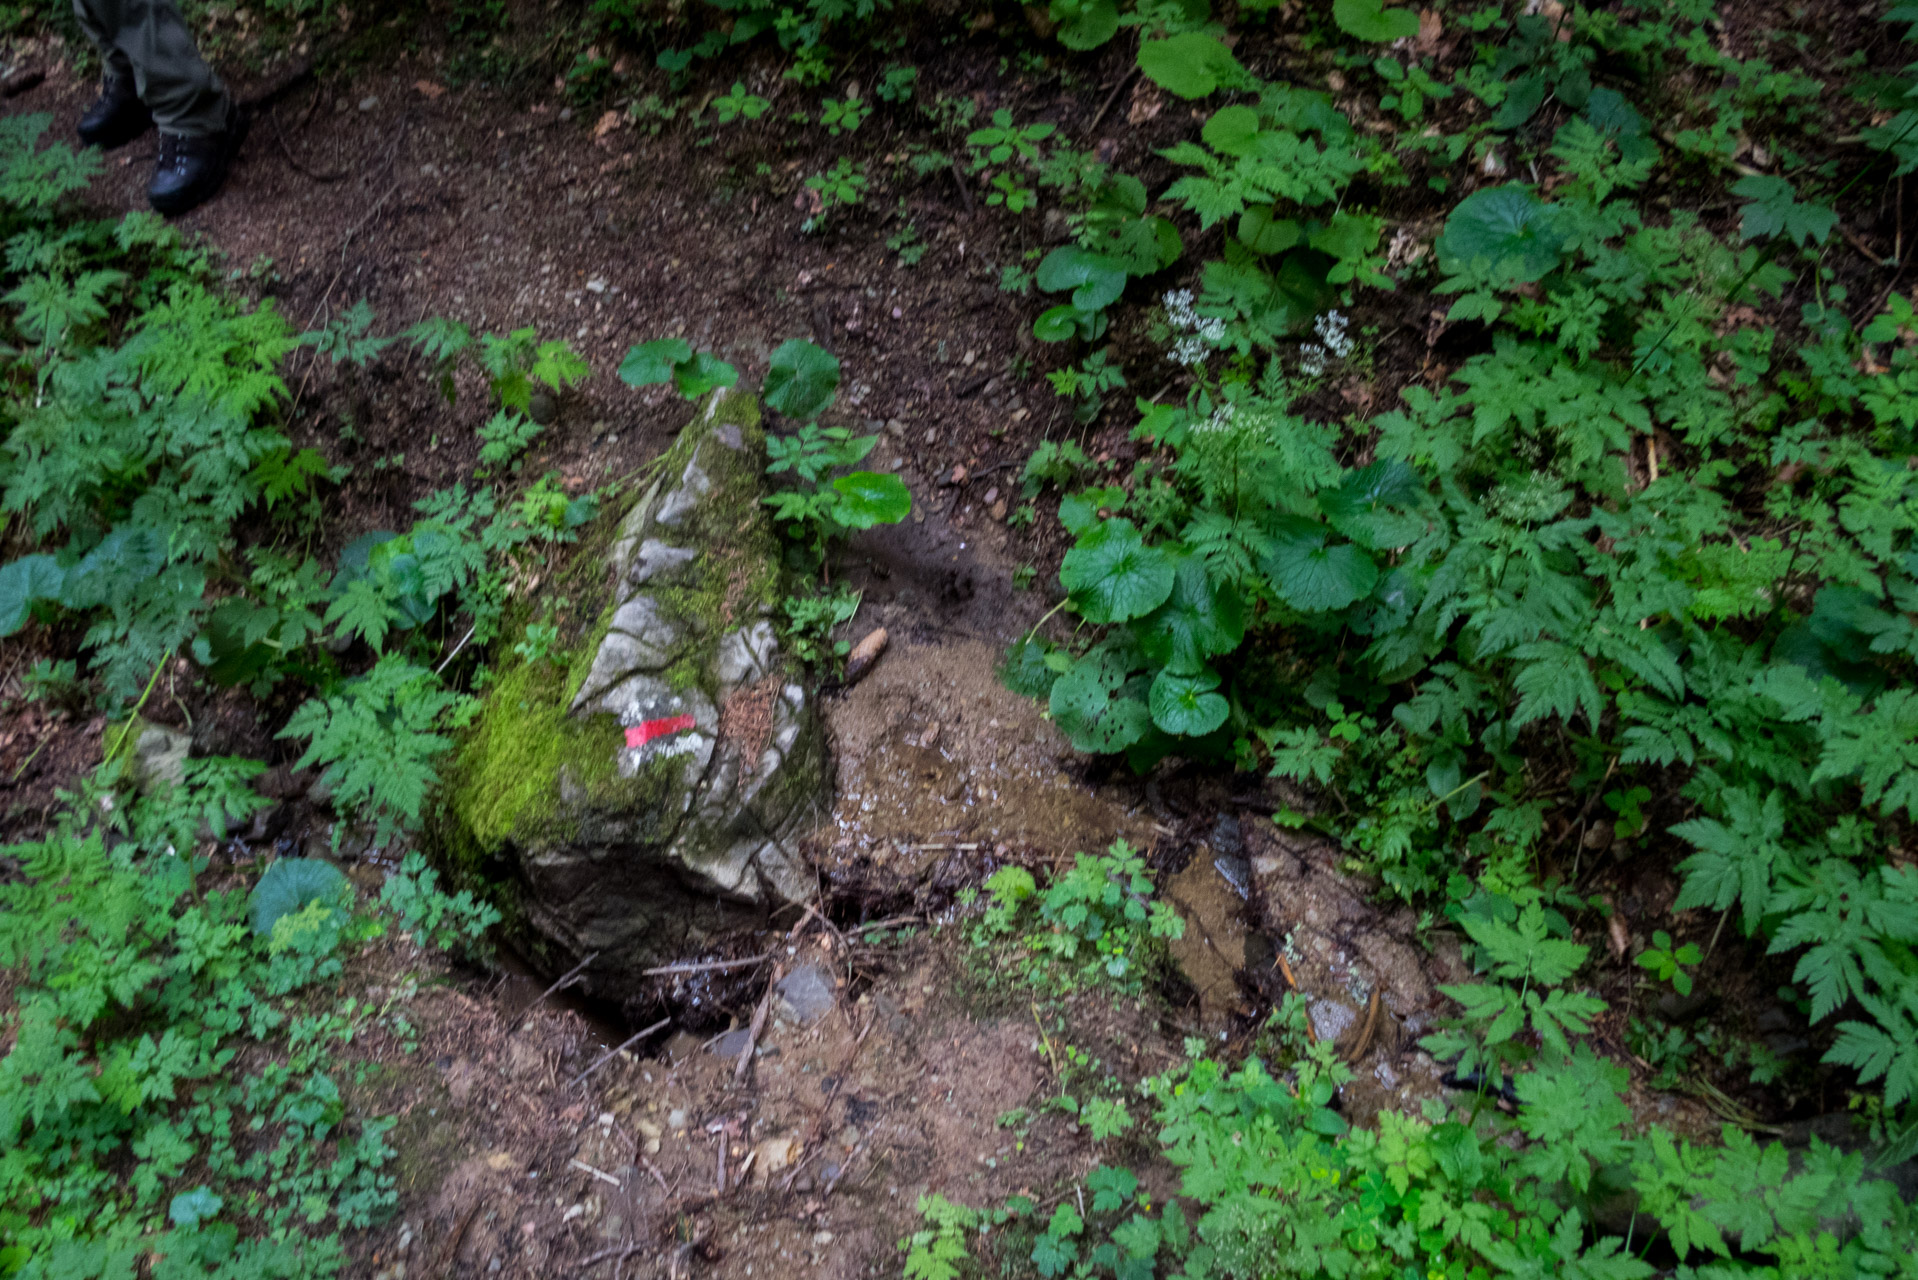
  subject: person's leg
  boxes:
[73,0,154,150]
[70,0,135,82]
[111,0,231,137]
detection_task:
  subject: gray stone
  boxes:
[631,539,698,586]
[708,1028,754,1058]
[654,453,712,527]
[571,623,683,709]
[448,388,830,1005]
[715,621,780,689]
[128,720,190,794]
[775,964,837,1025]
[1310,998,1360,1043]
[608,595,684,655]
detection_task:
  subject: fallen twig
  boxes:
[948,157,974,216]
[567,1017,671,1091]
[1,67,45,98]
[270,105,347,182]
[641,951,774,977]
[578,1240,646,1273]
[848,915,924,936]
[1273,954,1316,1042]
[734,974,779,1085]
[509,952,598,1031]
[434,1198,484,1279]
[569,1158,623,1188]
[1343,990,1383,1065]
[1088,65,1139,135]
[435,623,477,675]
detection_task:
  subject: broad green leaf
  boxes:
[1201,105,1263,156]
[1149,668,1229,737]
[673,351,738,398]
[1332,0,1420,42]
[1319,459,1427,550]
[764,338,842,419]
[1138,554,1244,674]
[1087,1165,1138,1211]
[1030,1231,1077,1279]
[1061,519,1176,624]
[331,530,400,587]
[1493,72,1548,130]
[1434,184,1565,282]
[1136,34,1247,99]
[1312,211,1385,277]
[830,471,912,528]
[60,525,167,610]
[197,597,279,687]
[1238,207,1303,256]
[1050,0,1119,49]
[618,338,694,387]
[1000,637,1064,698]
[247,858,353,937]
[1263,519,1378,612]
[169,1187,223,1229]
[1035,247,1129,312]
[1050,648,1151,754]
[1034,304,1088,342]
[0,554,65,636]
[1731,174,1839,247]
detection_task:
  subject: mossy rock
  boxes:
[444,388,827,998]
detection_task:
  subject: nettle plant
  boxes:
[0,118,600,849]
[911,879,1918,1279]
[404,316,591,469]
[0,759,492,1274]
[759,338,911,564]
[991,0,1918,1156]
[974,841,1184,990]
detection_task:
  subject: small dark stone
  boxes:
[1653,989,1713,1024]
[528,388,559,425]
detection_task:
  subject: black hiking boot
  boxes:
[147,106,248,217]
[77,76,153,150]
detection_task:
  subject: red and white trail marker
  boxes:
[625,714,697,750]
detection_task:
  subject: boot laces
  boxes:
[157,134,189,173]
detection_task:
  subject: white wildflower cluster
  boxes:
[1194,400,1238,434]
[1163,288,1226,367]
[1299,309,1354,377]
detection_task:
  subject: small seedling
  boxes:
[1637,930,1704,996]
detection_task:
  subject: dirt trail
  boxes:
[12,43,1057,566]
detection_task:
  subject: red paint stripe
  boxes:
[626,714,697,749]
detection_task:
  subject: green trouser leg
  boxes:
[70,0,231,137]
